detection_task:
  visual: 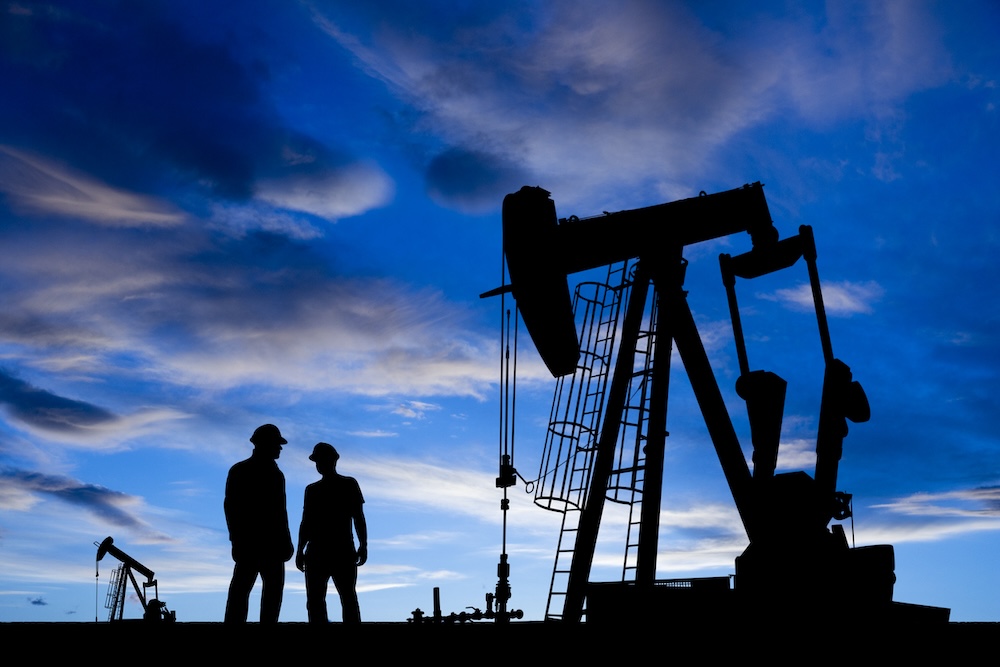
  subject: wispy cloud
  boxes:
[256,161,393,220]
[312,1,950,211]
[660,503,745,533]
[207,202,324,241]
[349,430,399,438]
[355,457,497,519]
[0,369,116,433]
[2,6,390,223]
[313,1,769,209]
[584,502,748,577]
[0,215,501,400]
[775,438,818,471]
[0,467,169,539]
[157,282,500,397]
[874,486,1000,519]
[391,401,442,420]
[353,454,563,535]
[374,530,463,549]
[757,280,884,315]
[0,369,188,446]
[0,146,185,226]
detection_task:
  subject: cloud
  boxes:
[855,516,1000,547]
[155,279,499,397]
[647,485,1000,572]
[313,1,950,211]
[659,503,738,531]
[757,280,884,315]
[315,0,765,208]
[0,146,185,226]
[0,467,167,538]
[0,369,188,447]
[815,485,1000,549]
[775,438,818,471]
[0,369,117,434]
[577,502,750,576]
[353,455,563,535]
[375,530,463,549]
[391,401,442,420]
[581,501,748,578]
[207,202,324,241]
[356,457,497,518]
[873,486,1000,519]
[425,148,528,212]
[0,207,502,399]
[1,3,389,223]
[256,161,394,220]
[779,1,950,124]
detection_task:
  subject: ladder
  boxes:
[544,507,580,620]
[541,262,631,620]
[614,282,658,581]
[104,564,126,621]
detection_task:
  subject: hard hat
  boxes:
[309,442,339,463]
[250,424,287,446]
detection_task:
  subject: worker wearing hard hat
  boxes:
[224,424,294,623]
[295,442,368,624]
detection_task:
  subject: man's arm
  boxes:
[224,466,246,546]
[223,472,235,538]
[295,488,310,572]
[279,473,293,562]
[354,479,368,567]
[355,504,368,566]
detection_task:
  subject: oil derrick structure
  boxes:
[496,183,949,625]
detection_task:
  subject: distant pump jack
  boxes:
[95,536,175,623]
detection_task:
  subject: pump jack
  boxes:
[95,536,174,623]
[489,183,948,625]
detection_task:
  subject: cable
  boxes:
[95,556,99,623]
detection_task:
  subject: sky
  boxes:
[0,0,998,623]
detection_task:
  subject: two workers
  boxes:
[224,424,367,624]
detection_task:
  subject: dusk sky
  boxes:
[1,0,998,623]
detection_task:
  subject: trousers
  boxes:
[225,558,285,623]
[305,551,359,624]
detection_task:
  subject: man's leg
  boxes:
[331,557,360,624]
[225,560,258,624]
[304,561,331,624]
[259,560,285,623]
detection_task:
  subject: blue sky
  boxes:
[1,0,998,623]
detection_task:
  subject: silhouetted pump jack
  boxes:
[95,536,175,623]
[492,183,949,625]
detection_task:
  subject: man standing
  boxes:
[224,424,294,623]
[296,442,368,624]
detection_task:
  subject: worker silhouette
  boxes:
[296,442,368,624]
[224,424,294,623]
